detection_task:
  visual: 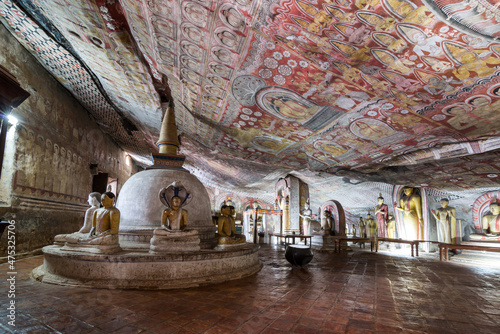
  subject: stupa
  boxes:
[32,103,262,289]
[116,103,217,249]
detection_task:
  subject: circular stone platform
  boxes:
[32,244,262,290]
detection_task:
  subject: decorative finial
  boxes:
[157,102,179,155]
[149,102,186,170]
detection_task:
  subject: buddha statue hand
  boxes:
[162,224,172,230]
[89,227,96,237]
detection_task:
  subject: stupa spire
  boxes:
[157,103,180,155]
[149,102,186,170]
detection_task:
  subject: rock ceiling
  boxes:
[2,0,500,211]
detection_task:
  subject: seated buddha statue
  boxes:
[54,192,101,245]
[79,192,120,245]
[62,192,121,253]
[319,209,334,235]
[470,202,500,241]
[150,183,199,252]
[217,205,246,245]
[161,195,188,231]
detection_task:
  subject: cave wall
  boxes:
[0,23,140,257]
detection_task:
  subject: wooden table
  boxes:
[438,242,500,261]
[269,233,286,246]
[376,238,420,257]
[269,234,312,247]
[285,234,312,247]
[333,237,376,253]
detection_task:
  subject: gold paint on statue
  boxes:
[217,205,246,244]
[161,196,189,230]
[396,187,423,240]
[157,104,180,155]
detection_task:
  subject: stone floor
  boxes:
[1,245,500,334]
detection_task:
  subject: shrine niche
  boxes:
[471,191,500,241]
[275,177,291,233]
[321,200,346,236]
[275,175,308,234]
[393,185,431,250]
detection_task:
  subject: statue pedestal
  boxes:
[61,235,122,254]
[150,229,200,253]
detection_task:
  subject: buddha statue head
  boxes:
[101,192,116,208]
[88,192,101,207]
[489,202,500,215]
[377,193,384,205]
[171,196,182,210]
[221,205,230,216]
[229,205,236,218]
[403,187,414,196]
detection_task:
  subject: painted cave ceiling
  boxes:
[2,0,500,210]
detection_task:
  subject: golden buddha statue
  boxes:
[386,214,396,239]
[61,192,122,253]
[217,205,246,245]
[161,196,188,230]
[150,182,200,253]
[158,182,192,231]
[366,213,377,238]
[86,192,120,244]
[396,187,423,240]
[321,209,334,235]
[358,217,366,238]
[431,198,456,244]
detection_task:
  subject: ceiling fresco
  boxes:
[2,0,500,211]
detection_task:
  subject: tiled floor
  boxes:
[1,245,500,333]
